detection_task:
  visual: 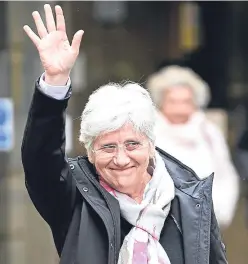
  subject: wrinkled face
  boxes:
[161,85,196,124]
[89,123,153,195]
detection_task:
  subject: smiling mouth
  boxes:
[110,167,135,171]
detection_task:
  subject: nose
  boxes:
[113,148,130,167]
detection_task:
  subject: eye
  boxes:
[101,145,116,153]
[125,141,141,151]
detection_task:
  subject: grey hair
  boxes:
[146,65,211,109]
[79,81,157,153]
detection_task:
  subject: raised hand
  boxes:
[23,4,84,85]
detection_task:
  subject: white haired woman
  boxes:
[21,4,227,264]
[147,65,240,230]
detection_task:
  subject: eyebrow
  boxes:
[101,143,116,147]
[100,139,140,146]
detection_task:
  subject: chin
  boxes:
[113,177,136,192]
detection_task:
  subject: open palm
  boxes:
[24,4,84,77]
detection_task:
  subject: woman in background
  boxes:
[147,65,240,229]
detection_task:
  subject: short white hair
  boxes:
[146,65,211,108]
[79,82,157,153]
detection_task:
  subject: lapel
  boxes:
[157,147,213,264]
[68,157,121,263]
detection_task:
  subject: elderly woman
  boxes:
[147,65,240,230]
[21,4,227,264]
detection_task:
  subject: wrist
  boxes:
[44,72,70,86]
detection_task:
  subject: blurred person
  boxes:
[147,65,240,230]
[21,4,227,264]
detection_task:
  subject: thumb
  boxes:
[71,30,84,53]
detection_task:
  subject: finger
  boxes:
[32,11,48,38]
[44,4,56,33]
[55,5,66,32]
[23,25,41,48]
[71,30,84,53]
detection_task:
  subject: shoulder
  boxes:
[205,119,224,137]
[67,156,95,171]
[156,147,200,180]
[202,111,227,139]
[156,147,214,199]
[67,155,98,182]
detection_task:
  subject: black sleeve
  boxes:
[209,207,228,264]
[21,80,75,241]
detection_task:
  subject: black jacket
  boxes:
[21,82,228,264]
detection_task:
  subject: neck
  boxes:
[128,172,151,203]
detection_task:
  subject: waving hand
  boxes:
[23,4,84,85]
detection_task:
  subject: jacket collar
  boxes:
[77,146,214,200]
[156,147,214,199]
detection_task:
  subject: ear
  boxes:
[88,151,94,164]
[149,143,156,158]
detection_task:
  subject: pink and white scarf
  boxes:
[100,151,175,264]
